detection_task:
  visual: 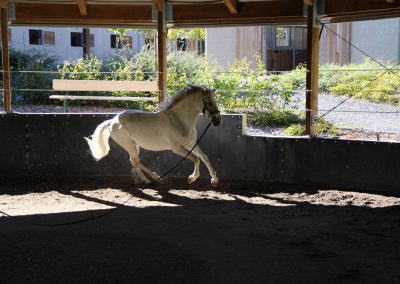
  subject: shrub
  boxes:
[58,55,105,97]
[283,118,341,136]
[280,64,306,89]
[212,57,296,110]
[248,110,303,128]
[0,49,58,103]
[57,51,158,108]
[331,72,400,104]
[167,50,216,97]
[283,124,305,136]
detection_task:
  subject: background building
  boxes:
[205,18,400,71]
[9,27,145,62]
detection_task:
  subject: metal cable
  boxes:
[318,64,399,119]
[323,25,400,80]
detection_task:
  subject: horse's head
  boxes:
[202,88,222,127]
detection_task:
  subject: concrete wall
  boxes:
[205,27,236,69]
[350,18,400,63]
[10,27,144,62]
[0,113,399,193]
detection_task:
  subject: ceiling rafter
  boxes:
[77,0,87,16]
[224,0,239,14]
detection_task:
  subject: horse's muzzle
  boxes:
[211,113,222,127]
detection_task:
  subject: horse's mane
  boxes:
[166,85,205,109]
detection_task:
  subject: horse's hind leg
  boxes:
[172,146,201,184]
[191,146,219,187]
[111,132,152,184]
[129,156,151,184]
[135,147,160,181]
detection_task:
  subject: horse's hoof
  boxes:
[211,177,219,188]
[188,176,197,184]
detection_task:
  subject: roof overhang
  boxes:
[3,0,400,28]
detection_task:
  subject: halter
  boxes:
[202,97,220,121]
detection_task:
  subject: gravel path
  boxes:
[317,94,400,134]
[248,93,400,140]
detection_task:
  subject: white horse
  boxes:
[85,85,222,187]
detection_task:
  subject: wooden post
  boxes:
[305,3,320,136]
[157,10,167,107]
[82,28,91,58]
[1,7,11,112]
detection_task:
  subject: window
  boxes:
[111,35,132,49]
[111,34,122,49]
[29,29,43,45]
[8,29,12,42]
[177,38,188,51]
[71,32,83,47]
[276,27,289,47]
[197,39,205,55]
[122,36,132,49]
[44,31,55,45]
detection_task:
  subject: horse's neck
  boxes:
[164,94,202,125]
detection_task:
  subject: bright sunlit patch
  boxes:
[0,188,180,217]
[1,187,399,218]
[167,189,296,207]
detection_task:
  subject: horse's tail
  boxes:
[85,119,112,161]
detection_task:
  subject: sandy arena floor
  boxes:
[1,180,400,283]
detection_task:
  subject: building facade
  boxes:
[205,18,400,70]
[9,26,145,62]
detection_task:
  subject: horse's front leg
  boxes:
[190,146,219,187]
[172,147,201,184]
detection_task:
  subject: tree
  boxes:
[109,28,205,49]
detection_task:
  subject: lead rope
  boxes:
[0,121,213,227]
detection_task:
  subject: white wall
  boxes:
[205,27,236,69]
[350,18,400,63]
[10,27,144,63]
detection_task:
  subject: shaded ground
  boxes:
[1,180,400,283]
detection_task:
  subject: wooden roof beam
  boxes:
[173,1,305,26]
[322,0,400,22]
[224,0,239,14]
[325,0,400,14]
[0,0,7,9]
[13,3,154,26]
[77,0,87,16]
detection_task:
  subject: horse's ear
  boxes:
[207,88,216,95]
[202,87,215,95]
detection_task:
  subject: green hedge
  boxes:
[1,49,58,103]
